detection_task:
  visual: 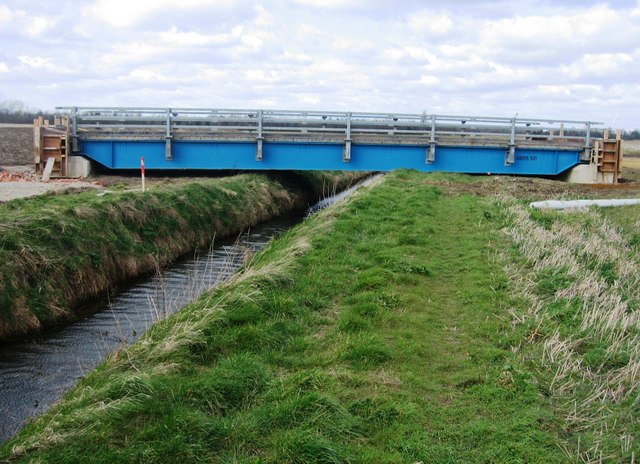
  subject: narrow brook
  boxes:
[0,176,378,444]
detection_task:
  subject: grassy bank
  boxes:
[0,171,363,341]
[1,171,572,462]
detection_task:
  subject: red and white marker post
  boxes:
[141,157,146,192]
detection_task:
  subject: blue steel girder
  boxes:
[79,139,581,175]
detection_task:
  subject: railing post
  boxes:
[427,114,436,164]
[343,112,352,162]
[165,108,173,161]
[582,121,592,161]
[256,109,264,161]
[505,116,516,165]
[71,106,79,152]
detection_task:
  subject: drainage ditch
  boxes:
[0,175,379,444]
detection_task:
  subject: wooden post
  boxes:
[592,140,599,183]
[33,118,42,173]
[617,130,624,180]
[42,157,55,182]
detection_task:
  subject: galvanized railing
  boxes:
[56,106,602,164]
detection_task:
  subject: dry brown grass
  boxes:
[502,199,640,462]
[622,157,640,169]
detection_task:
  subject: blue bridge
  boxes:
[54,107,602,176]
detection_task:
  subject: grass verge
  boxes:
[0,171,363,341]
[1,170,568,462]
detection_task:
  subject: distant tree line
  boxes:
[0,100,55,124]
[623,128,640,140]
[563,128,640,140]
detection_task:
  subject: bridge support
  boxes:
[165,137,173,161]
[343,139,352,162]
[343,112,352,162]
[256,110,264,161]
[427,143,436,164]
[256,137,264,161]
[505,117,516,165]
[505,145,515,165]
[427,115,437,164]
[165,109,173,161]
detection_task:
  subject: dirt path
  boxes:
[0,181,101,202]
[0,166,101,202]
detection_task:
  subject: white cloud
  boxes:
[245,69,280,83]
[538,84,603,97]
[380,46,435,63]
[0,62,9,73]
[85,0,159,27]
[125,69,173,82]
[562,52,638,80]
[417,75,439,86]
[85,0,239,27]
[160,26,243,47]
[408,12,453,35]
[293,0,365,9]
[18,56,56,70]
[0,6,53,38]
[332,37,373,52]
[0,4,12,22]
[479,4,632,53]
[239,34,263,52]
[25,16,53,37]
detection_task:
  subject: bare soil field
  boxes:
[0,124,33,166]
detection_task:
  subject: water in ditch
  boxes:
[0,176,379,444]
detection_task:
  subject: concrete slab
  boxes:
[564,164,596,184]
[68,155,93,178]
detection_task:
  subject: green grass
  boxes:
[0,171,363,340]
[1,171,567,463]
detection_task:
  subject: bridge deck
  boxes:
[54,107,602,175]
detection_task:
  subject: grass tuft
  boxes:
[340,334,392,368]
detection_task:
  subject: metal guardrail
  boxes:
[56,106,603,164]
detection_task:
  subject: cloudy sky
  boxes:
[0,0,638,128]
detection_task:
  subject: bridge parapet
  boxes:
[57,107,598,154]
